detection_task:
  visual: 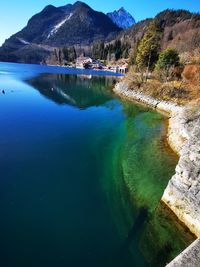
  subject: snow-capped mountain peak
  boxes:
[107,7,135,29]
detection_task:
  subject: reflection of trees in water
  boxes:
[27,74,118,109]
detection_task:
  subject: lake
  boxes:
[0,62,194,267]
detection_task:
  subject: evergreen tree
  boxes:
[129,41,140,66]
[114,40,122,60]
[62,47,69,61]
[92,40,130,61]
[155,48,180,80]
[155,48,180,70]
[58,49,62,64]
[136,22,162,70]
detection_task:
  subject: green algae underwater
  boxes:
[0,63,194,267]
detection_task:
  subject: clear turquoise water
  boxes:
[0,63,194,267]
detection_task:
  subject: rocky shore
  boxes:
[166,238,200,267]
[114,81,200,264]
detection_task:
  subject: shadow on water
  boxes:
[26,73,118,109]
[117,208,149,267]
[121,208,149,251]
[104,101,195,267]
[139,202,195,267]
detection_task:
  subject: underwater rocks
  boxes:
[114,81,200,237]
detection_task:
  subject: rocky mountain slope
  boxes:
[0,1,121,63]
[107,7,135,29]
[120,9,200,54]
[0,5,199,64]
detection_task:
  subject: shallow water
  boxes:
[0,62,194,267]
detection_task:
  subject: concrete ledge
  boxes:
[166,238,200,267]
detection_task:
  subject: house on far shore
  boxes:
[76,56,93,69]
[108,64,128,74]
[91,60,104,69]
[75,56,128,73]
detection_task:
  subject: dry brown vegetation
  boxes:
[183,65,200,86]
[180,49,200,65]
[125,65,200,105]
[162,20,200,53]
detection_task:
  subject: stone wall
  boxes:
[166,238,200,267]
[162,104,200,237]
[114,81,200,237]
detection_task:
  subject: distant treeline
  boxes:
[91,40,131,61]
[50,47,77,65]
[48,40,131,65]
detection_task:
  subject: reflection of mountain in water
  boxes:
[27,74,118,109]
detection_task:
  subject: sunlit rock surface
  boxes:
[166,238,200,267]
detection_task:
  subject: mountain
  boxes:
[0,5,199,64]
[0,1,121,63]
[119,9,200,54]
[107,7,135,29]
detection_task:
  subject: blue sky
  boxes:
[0,0,199,45]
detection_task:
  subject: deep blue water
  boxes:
[0,62,194,267]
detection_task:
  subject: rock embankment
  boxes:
[162,103,200,237]
[166,238,200,267]
[114,81,200,237]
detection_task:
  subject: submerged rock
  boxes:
[114,81,200,237]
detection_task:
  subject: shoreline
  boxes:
[113,81,200,265]
[0,61,124,78]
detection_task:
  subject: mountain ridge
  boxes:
[120,9,200,54]
[107,7,136,29]
[0,1,121,63]
[0,4,199,64]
